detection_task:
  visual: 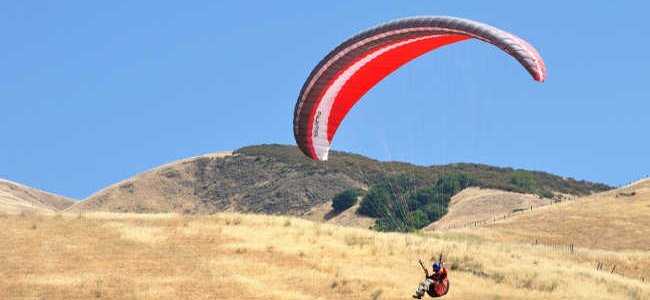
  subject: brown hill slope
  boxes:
[67,152,234,214]
[483,178,650,252]
[69,144,611,218]
[0,179,74,214]
[461,178,650,281]
[426,187,553,230]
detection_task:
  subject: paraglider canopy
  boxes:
[293,16,546,161]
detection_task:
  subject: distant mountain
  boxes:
[68,144,611,217]
[0,179,75,214]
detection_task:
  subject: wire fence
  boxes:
[430,176,650,284]
[438,199,569,231]
[438,175,650,232]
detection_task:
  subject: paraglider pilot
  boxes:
[413,254,449,298]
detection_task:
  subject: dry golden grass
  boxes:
[304,201,375,229]
[468,179,650,281]
[427,188,552,230]
[484,183,650,251]
[1,212,648,300]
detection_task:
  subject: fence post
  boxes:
[611,265,617,274]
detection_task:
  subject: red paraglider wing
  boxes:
[325,34,470,143]
[293,16,546,161]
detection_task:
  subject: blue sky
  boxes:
[1,2,648,199]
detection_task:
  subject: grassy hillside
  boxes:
[456,178,650,281]
[1,212,646,299]
[480,178,650,251]
[0,179,74,214]
[67,152,234,214]
[426,187,553,230]
[71,144,611,221]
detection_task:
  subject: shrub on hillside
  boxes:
[436,173,477,195]
[409,209,430,229]
[332,189,364,212]
[510,171,537,193]
[421,202,448,222]
[362,173,477,232]
[538,189,554,199]
[357,185,392,218]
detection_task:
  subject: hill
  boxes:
[459,178,650,281]
[482,178,650,251]
[0,179,74,214]
[69,145,611,224]
[1,212,647,299]
[66,152,234,214]
[426,187,554,230]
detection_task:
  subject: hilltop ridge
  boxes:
[68,144,611,220]
[0,179,75,214]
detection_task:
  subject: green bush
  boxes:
[410,209,430,229]
[510,171,537,192]
[332,189,363,212]
[435,173,477,195]
[357,185,392,218]
[362,173,476,232]
[538,189,554,199]
[421,202,447,221]
[374,217,403,232]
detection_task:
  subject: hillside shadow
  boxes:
[324,209,342,221]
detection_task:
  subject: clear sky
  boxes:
[1,2,648,199]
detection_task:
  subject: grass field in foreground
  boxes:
[1,212,648,300]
